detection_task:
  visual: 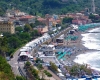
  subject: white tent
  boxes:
[57,73,64,77]
[22,46,32,52]
[57,68,62,73]
[28,54,33,59]
[20,48,29,52]
[19,52,27,56]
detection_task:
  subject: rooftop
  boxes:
[20,15,35,19]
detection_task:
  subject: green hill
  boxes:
[0,56,15,80]
[0,0,100,16]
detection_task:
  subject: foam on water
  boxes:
[74,28,100,71]
[74,51,100,71]
[88,27,100,32]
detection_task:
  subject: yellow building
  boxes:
[0,21,15,34]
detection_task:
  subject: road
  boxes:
[8,27,72,76]
[8,49,21,75]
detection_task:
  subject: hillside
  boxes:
[0,0,100,16]
[0,56,15,80]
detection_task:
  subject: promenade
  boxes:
[8,27,72,79]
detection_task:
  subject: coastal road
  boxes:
[8,27,72,76]
[8,49,21,75]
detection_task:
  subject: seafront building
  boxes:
[0,20,15,34]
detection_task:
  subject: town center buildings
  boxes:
[0,21,15,34]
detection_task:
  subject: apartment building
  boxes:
[0,21,15,34]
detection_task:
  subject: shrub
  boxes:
[44,70,52,77]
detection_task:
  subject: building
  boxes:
[0,21,15,34]
[36,26,48,34]
[38,45,55,56]
[6,9,27,17]
[19,15,35,24]
[55,34,64,45]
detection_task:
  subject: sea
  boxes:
[74,27,100,71]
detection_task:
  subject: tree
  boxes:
[50,62,58,72]
[31,29,39,37]
[0,56,15,80]
[37,63,43,70]
[0,8,5,16]
[8,36,21,48]
[15,76,26,80]
[32,68,39,79]
[15,27,23,32]
[25,61,31,68]
[66,64,92,77]
[24,24,32,32]
[0,72,9,80]
[30,23,35,28]
[19,32,31,41]
[62,17,73,24]
[69,64,79,76]
[0,37,8,57]
[89,14,96,20]
[30,20,45,28]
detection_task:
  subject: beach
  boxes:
[62,27,100,72]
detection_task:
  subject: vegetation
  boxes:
[15,27,23,32]
[50,62,58,72]
[37,63,43,70]
[89,13,100,23]
[65,64,92,77]
[62,17,73,24]
[0,37,8,57]
[0,0,100,16]
[30,20,45,28]
[44,70,52,77]
[24,24,32,32]
[15,76,26,80]
[35,58,44,63]
[0,23,41,57]
[24,61,42,80]
[25,61,31,68]
[0,56,15,80]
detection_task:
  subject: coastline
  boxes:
[63,27,100,66]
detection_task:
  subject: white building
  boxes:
[39,44,55,56]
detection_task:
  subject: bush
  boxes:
[16,76,26,80]
[44,70,52,77]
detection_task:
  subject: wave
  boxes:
[74,28,100,71]
[74,51,100,71]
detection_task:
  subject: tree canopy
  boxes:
[0,56,15,80]
[62,17,73,24]
[1,0,100,16]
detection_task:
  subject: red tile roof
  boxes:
[20,15,35,19]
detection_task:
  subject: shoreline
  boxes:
[63,27,100,66]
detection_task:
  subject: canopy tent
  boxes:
[22,46,31,50]
[78,23,100,32]
[19,52,28,56]
[58,52,66,60]
[57,68,62,73]
[57,52,62,55]
[20,48,29,52]
[57,73,64,77]
[65,35,78,41]
[28,55,33,59]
